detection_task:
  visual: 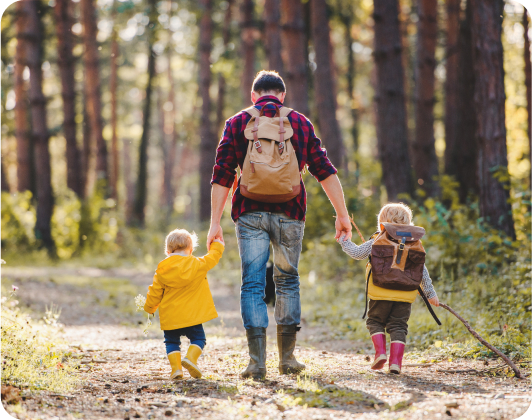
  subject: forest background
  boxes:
[0,0,531,372]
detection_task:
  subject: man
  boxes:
[208,70,352,379]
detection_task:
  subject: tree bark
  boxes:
[109,1,119,201]
[446,0,478,202]
[413,0,439,196]
[310,0,344,169]
[280,0,310,116]
[373,0,413,200]
[524,9,531,156]
[264,0,284,74]
[470,0,514,238]
[216,0,232,132]
[1,160,9,192]
[340,5,359,181]
[81,85,94,198]
[15,1,33,193]
[81,0,108,185]
[122,138,135,224]
[240,0,255,101]
[55,0,83,198]
[444,0,460,180]
[132,0,157,227]
[26,0,55,253]
[199,0,214,222]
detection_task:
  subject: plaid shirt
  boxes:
[211,96,337,221]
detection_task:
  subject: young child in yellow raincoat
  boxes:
[144,228,224,380]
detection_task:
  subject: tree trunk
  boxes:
[55,0,83,198]
[340,5,359,181]
[81,0,108,185]
[446,0,478,202]
[264,0,284,74]
[470,0,514,238]
[216,0,232,132]
[240,0,255,101]
[132,0,157,227]
[1,160,9,192]
[199,0,214,222]
[15,1,33,193]
[280,0,309,116]
[26,0,55,253]
[122,138,135,224]
[109,1,119,202]
[444,0,460,179]
[524,9,531,156]
[81,86,94,198]
[413,0,439,196]
[310,0,344,169]
[373,0,413,200]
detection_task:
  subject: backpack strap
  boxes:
[418,287,442,325]
[243,106,262,153]
[362,265,371,319]
[243,106,260,118]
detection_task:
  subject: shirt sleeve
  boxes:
[340,238,374,260]
[305,118,338,182]
[144,273,164,314]
[211,119,238,188]
[420,265,437,299]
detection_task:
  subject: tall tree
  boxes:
[310,0,344,169]
[216,0,232,132]
[445,0,478,202]
[132,0,157,226]
[81,0,108,185]
[373,0,413,200]
[280,0,310,116]
[444,0,460,179]
[109,1,119,201]
[14,1,33,193]
[1,160,9,192]
[339,4,359,181]
[524,9,531,155]
[240,0,255,101]
[26,0,55,253]
[55,0,83,198]
[413,0,439,196]
[470,0,514,238]
[198,0,214,222]
[264,0,284,73]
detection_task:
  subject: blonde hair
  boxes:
[165,228,198,254]
[378,203,413,228]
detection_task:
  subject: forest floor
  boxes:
[1,266,531,420]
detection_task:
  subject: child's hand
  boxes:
[337,233,347,243]
[213,238,225,246]
[429,296,439,306]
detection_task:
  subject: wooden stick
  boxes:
[439,302,522,379]
[349,214,366,243]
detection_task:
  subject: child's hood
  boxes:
[155,255,201,287]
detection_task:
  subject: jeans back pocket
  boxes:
[280,219,304,248]
[236,213,263,239]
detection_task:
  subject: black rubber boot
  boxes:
[277,325,305,374]
[241,327,267,380]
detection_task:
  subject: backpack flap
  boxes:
[382,223,425,242]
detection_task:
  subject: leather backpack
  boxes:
[240,102,301,203]
[363,223,441,325]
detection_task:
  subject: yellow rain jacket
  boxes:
[144,242,224,330]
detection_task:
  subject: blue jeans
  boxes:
[163,324,206,354]
[236,211,304,329]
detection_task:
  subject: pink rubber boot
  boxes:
[389,341,405,374]
[370,333,387,370]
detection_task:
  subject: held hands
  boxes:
[429,296,439,307]
[213,238,225,246]
[206,223,223,250]
[335,216,352,242]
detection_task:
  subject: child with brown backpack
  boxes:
[339,203,440,374]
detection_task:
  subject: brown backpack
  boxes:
[240,103,301,203]
[363,222,442,325]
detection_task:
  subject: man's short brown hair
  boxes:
[252,70,286,94]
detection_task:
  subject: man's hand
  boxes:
[207,223,223,250]
[213,238,225,246]
[335,216,352,241]
[429,296,439,307]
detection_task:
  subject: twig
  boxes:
[349,214,366,243]
[439,302,522,379]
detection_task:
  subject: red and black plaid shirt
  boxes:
[211,96,337,221]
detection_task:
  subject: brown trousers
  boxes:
[366,300,411,343]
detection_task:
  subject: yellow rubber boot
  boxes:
[168,352,183,380]
[182,344,202,378]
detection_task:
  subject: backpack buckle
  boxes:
[254,140,262,153]
[278,141,284,155]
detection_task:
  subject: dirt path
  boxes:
[2,266,530,420]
